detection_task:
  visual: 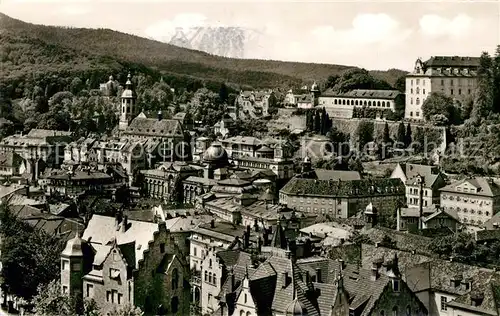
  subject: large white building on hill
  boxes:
[405,56,480,120]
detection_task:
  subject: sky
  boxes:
[0,0,499,71]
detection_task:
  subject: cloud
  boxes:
[419,14,473,38]
[311,13,412,47]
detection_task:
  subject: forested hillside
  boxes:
[0,12,406,92]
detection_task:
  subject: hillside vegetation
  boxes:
[0,13,406,91]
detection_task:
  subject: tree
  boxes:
[405,124,412,147]
[32,280,74,316]
[355,120,374,150]
[0,205,65,300]
[396,122,406,145]
[421,92,455,123]
[108,304,144,316]
[219,83,229,104]
[333,68,392,93]
[326,75,340,89]
[492,45,500,113]
[394,75,406,93]
[471,51,494,122]
[313,110,321,133]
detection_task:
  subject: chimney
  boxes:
[339,259,345,271]
[121,215,128,233]
[243,231,250,249]
[315,268,322,283]
[210,219,215,228]
[257,237,263,253]
[115,212,122,230]
[371,263,379,281]
[25,185,29,198]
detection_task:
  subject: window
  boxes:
[204,271,208,281]
[110,268,120,279]
[459,89,462,95]
[62,286,68,294]
[393,279,400,292]
[468,89,471,94]
[244,293,248,303]
[172,268,179,290]
[416,87,420,94]
[86,284,93,297]
[118,293,122,305]
[209,259,212,268]
[380,311,385,316]
[160,243,165,253]
[451,89,454,95]
[62,260,69,271]
[410,98,413,105]
[406,306,411,316]
[209,272,212,283]
[106,291,111,302]
[410,88,413,94]
[416,111,420,117]
[441,296,448,311]
[411,79,413,86]
[451,79,454,85]
[240,311,245,316]
[193,247,197,256]
[423,89,426,94]
[246,312,251,316]
[416,79,420,85]
[410,111,413,117]
[416,98,420,105]
[213,273,217,286]
[171,296,179,314]
[392,307,398,316]
[441,79,444,85]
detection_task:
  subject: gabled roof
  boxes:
[424,56,480,68]
[124,117,183,138]
[321,89,401,100]
[82,214,160,268]
[314,169,361,181]
[440,177,500,197]
[280,177,404,198]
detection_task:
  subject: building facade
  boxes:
[405,56,480,120]
[440,177,500,229]
[319,89,403,119]
[279,177,405,218]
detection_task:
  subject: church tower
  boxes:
[119,73,137,131]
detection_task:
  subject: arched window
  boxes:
[209,272,212,283]
[209,259,212,267]
[380,311,385,316]
[377,101,381,107]
[172,268,179,290]
[342,99,346,105]
[416,98,420,105]
[368,101,372,106]
[246,312,251,316]
[213,273,217,286]
[406,306,411,316]
[416,87,420,94]
[334,99,337,105]
[240,311,245,316]
[355,100,359,105]
[171,296,179,314]
[204,271,208,281]
[392,306,398,316]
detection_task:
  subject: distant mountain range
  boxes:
[0,13,407,89]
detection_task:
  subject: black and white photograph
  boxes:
[0,0,499,315]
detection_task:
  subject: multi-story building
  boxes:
[406,259,500,316]
[61,214,190,315]
[279,177,405,218]
[234,90,275,118]
[0,152,22,177]
[405,56,480,120]
[318,89,403,119]
[391,163,447,208]
[440,177,500,229]
[0,129,73,181]
[140,162,202,202]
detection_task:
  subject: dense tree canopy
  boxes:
[0,205,65,300]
